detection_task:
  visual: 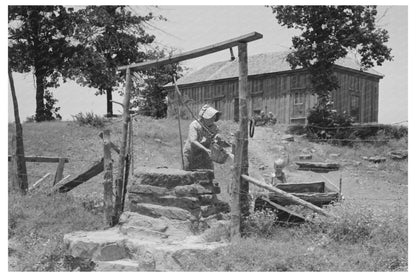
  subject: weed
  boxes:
[72,112,106,128]
[243,209,278,238]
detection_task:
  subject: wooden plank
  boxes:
[58,159,104,193]
[118,32,263,71]
[268,192,339,207]
[259,197,308,222]
[241,174,334,217]
[53,158,66,185]
[296,162,340,171]
[103,129,114,226]
[7,156,69,163]
[275,181,325,193]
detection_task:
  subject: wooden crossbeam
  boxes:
[8,156,69,163]
[118,32,263,71]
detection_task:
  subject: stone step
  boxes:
[95,259,140,271]
[129,194,201,212]
[64,221,228,271]
[128,202,196,221]
[129,183,220,197]
[133,167,214,189]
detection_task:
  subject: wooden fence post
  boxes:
[53,158,66,185]
[10,135,18,190]
[103,129,114,226]
[9,68,28,194]
[114,67,132,225]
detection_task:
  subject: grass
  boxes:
[8,116,408,271]
[8,190,104,271]
[181,203,407,271]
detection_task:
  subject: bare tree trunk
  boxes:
[35,71,45,122]
[106,88,113,117]
[8,68,28,194]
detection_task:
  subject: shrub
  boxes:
[72,112,106,128]
[25,115,36,123]
[243,209,278,237]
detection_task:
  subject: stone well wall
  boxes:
[127,167,229,221]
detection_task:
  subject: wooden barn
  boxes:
[165,52,383,124]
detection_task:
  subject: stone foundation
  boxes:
[64,167,230,271]
[127,167,229,220]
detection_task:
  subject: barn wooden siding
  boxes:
[166,68,380,124]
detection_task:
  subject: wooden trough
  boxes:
[254,180,339,223]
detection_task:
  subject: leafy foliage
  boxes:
[69,6,160,116]
[270,6,393,105]
[131,48,184,118]
[8,6,79,121]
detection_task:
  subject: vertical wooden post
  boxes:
[114,67,132,225]
[103,129,114,226]
[10,135,18,190]
[121,120,133,212]
[9,68,28,194]
[238,43,250,221]
[53,158,65,185]
[231,131,241,239]
[231,42,250,239]
[176,95,185,169]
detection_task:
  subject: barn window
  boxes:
[294,92,304,104]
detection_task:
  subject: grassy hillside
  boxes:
[8,116,408,271]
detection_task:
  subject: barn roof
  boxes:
[169,51,383,86]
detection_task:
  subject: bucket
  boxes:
[211,142,228,164]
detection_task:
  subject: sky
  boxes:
[7,5,409,124]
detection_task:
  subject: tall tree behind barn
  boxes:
[165,52,383,124]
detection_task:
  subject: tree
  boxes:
[8,6,77,121]
[270,5,392,107]
[131,48,184,118]
[70,6,158,117]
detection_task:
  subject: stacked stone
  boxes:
[127,167,229,221]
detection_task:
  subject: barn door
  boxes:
[291,91,306,124]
